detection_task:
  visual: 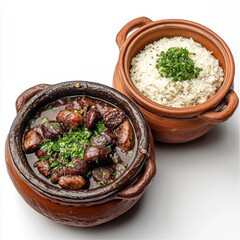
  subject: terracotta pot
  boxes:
[5,81,156,227]
[113,17,239,143]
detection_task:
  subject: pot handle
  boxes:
[200,90,239,122]
[116,16,153,48]
[115,155,156,199]
[16,84,51,113]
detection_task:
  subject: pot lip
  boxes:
[8,80,150,202]
[118,18,235,118]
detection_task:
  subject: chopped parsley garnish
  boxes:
[29,118,36,124]
[96,122,105,132]
[40,126,92,166]
[156,47,202,81]
[41,117,49,123]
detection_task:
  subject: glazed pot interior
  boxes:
[9,81,149,202]
[121,19,235,117]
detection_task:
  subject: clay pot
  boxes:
[113,17,238,143]
[5,81,156,227]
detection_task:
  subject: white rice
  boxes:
[130,37,224,108]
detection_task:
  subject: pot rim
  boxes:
[118,18,235,118]
[8,81,150,202]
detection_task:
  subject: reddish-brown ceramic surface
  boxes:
[5,81,156,227]
[113,17,239,143]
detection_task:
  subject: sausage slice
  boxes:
[117,119,134,152]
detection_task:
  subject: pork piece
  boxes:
[91,135,107,146]
[35,149,47,159]
[50,168,63,184]
[102,108,126,129]
[41,121,63,140]
[50,158,89,184]
[80,97,93,109]
[23,127,43,153]
[65,102,74,110]
[95,102,109,115]
[56,109,84,129]
[58,175,87,190]
[92,165,115,185]
[91,128,117,146]
[85,108,101,129]
[83,146,110,165]
[77,97,93,117]
[71,157,90,175]
[33,160,51,177]
[101,128,117,144]
[117,119,134,152]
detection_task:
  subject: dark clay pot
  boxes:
[5,81,156,227]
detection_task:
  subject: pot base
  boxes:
[5,136,148,227]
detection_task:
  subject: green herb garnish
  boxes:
[96,122,105,132]
[40,126,92,167]
[29,118,36,124]
[156,47,202,81]
[41,117,49,123]
[47,105,54,110]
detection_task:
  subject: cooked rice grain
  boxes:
[130,37,224,108]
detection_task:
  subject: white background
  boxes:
[0,0,239,240]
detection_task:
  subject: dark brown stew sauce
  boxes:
[23,96,136,190]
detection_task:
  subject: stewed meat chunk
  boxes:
[83,145,111,165]
[50,168,63,184]
[50,158,89,184]
[35,149,47,159]
[92,166,115,185]
[91,135,108,146]
[58,175,87,190]
[91,128,117,146]
[41,121,63,140]
[33,160,51,178]
[77,96,93,117]
[23,127,43,153]
[102,108,126,129]
[117,119,134,152]
[101,128,117,145]
[85,108,101,129]
[95,102,109,115]
[56,109,84,129]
